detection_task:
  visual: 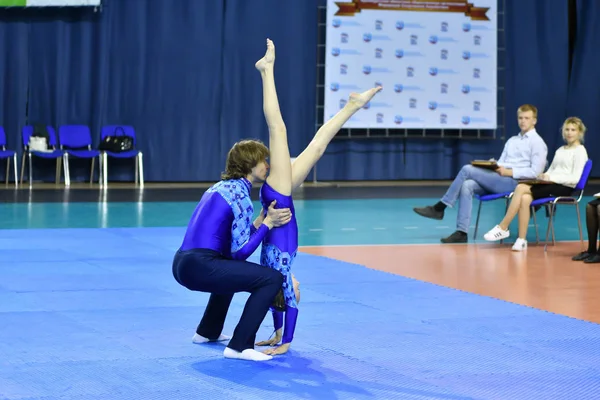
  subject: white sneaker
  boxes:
[483,225,510,241]
[511,238,527,251]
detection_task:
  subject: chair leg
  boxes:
[576,202,583,248]
[19,152,26,185]
[544,204,556,252]
[5,157,9,185]
[28,153,33,189]
[63,154,71,187]
[97,155,103,187]
[102,153,108,189]
[13,154,18,187]
[138,153,144,189]
[532,207,539,244]
[500,197,510,245]
[473,201,482,239]
[90,157,95,184]
[55,158,60,184]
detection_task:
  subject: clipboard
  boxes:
[518,179,554,185]
[471,160,498,170]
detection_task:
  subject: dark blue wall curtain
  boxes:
[0,0,596,182]
[219,0,318,172]
[0,11,28,151]
[566,0,600,176]
[504,0,570,162]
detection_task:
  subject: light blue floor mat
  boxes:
[1,227,599,399]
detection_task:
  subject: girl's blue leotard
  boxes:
[259,181,299,344]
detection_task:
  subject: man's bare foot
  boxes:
[348,86,383,109]
[263,343,290,356]
[255,38,275,72]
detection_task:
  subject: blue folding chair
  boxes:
[473,191,513,239]
[59,125,102,185]
[20,125,69,187]
[530,159,593,251]
[0,127,18,187]
[99,125,144,188]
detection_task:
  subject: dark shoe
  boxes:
[413,206,444,220]
[572,251,593,261]
[584,254,600,264]
[441,230,468,244]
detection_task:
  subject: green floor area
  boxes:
[0,197,591,246]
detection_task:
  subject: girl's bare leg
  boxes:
[290,87,382,190]
[255,39,291,195]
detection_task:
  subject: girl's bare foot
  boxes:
[255,38,275,72]
[348,86,382,108]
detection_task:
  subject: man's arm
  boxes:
[511,139,548,180]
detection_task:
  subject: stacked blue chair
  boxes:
[0,127,18,187]
[99,125,144,188]
[20,125,69,187]
[530,159,593,251]
[59,125,101,184]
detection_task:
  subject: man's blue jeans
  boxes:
[441,165,518,233]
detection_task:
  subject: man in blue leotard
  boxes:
[253,39,382,356]
[172,139,293,362]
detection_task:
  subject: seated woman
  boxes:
[483,117,589,251]
[572,198,600,263]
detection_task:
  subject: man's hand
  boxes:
[496,166,513,177]
[263,200,292,229]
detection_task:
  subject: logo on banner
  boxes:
[375,48,383,58]
[409,98,417,108]
[441,83,448,94]
[410,34,418,45]
[394,84,403,93]
[474,101,481,111]
[474,35,481,45]
[407,67,414,77]
[429,101,438,110]
[394,115,403,125]
[395,49,404,58]
[376,113,384,123]
[363,33,372,42]
[340,64,347,74]
[363,65,372,75]
[396,21,404,30]
[330,82,340,91]
[341,33,348,43]
[441,22,448,32]
[429,67,438,76]
[473,68,480,78]
[331,48,341,57]
[440,114,448,124]
[441,49,448,60]
[375,19,383,30]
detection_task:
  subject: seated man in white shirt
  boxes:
[413,104,548,243]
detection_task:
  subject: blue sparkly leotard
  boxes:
[259,181,299,344]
